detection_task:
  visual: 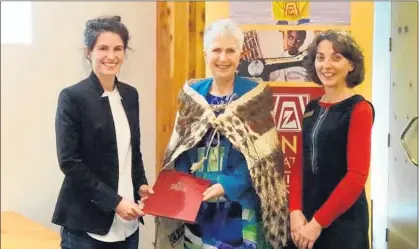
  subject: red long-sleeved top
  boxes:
[289,100,373,228]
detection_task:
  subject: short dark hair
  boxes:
[303,30,365,88]
[287,30,306,41]
[83,15,131,52]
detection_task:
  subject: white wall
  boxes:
[0,2,156,248]
[371,2,391,249]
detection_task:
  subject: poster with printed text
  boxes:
[270,86,324,194]
[229,2,351,26]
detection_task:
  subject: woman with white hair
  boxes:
[153,19,289,249]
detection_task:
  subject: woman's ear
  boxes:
[84,47,91,61]
[203,50,208,64]
[349,62,355,72]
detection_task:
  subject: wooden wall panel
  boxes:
[156,1,172,175]
[189,2,206,79]
[156,2,206,174]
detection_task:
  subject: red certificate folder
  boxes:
[142,169,211,223]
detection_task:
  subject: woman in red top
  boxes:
[289,30,374,249]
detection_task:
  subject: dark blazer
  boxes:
[52,71,148,235]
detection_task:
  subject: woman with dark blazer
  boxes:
[52,16,152,249]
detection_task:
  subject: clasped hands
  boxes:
[115,184,154,221]
[290,210,323,249]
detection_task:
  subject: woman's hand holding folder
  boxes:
[115,198,145,221]
[202,183,225,201]
[138,184,155,202]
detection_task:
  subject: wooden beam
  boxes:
[156,2,173,174]
[194,2,206,78]
[156,2,206,174]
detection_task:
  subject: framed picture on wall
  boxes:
[238,29,323,82]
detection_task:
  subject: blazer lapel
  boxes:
[101,96,117,145]
[87,71,117,146]
[87,71,136,146]
[117,84,136,144]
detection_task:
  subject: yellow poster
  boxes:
[272,1,310,25]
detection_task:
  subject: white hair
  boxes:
[203,18,244,52]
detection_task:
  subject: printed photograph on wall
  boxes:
[229,2,351,26]
[238,29,323,82]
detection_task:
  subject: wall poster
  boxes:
[229,2,351,26]
[271,87,324,193]
[239,29,323,82]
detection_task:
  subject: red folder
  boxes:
[142,169,211,223]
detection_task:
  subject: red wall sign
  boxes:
[270,86,324,194]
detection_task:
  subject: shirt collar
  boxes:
[101,87,122,99]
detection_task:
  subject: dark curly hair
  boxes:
[83,15,131,53]
[303,30,365,88]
